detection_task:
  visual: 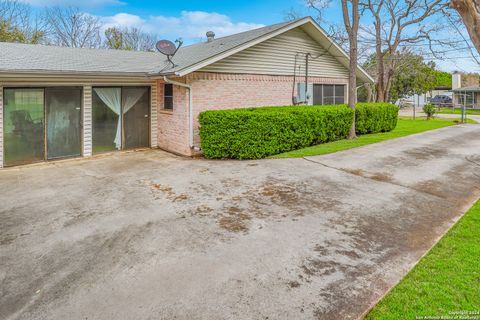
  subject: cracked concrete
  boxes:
[1,124,479,320]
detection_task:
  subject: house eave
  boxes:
[0,69,150,79]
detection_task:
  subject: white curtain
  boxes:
[123,88,147,114]
[94,88,122,150]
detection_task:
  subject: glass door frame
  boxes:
[2,86,84,167]
[92,86,151,153]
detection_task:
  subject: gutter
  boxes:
[0,69,149,78]
[163,76,196,150]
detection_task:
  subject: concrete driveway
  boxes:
[1,124,480,320]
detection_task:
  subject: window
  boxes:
[334,85,345,104]
[92,86,150,154]
[3,87,83,167]
[312,84,345,105]
[3,88,45,166]
[323,85,335,105]
[164,84,173,110]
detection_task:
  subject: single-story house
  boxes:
[0,16,373,167]
[451,86,480,109]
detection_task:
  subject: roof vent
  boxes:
[206,31,215,42]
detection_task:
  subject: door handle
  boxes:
[144,114,149,118]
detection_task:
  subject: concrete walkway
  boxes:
[1,124,480,320]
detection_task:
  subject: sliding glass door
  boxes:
[92,88,121,153]
[46,88,82,159]
[123,87,149,149]
[92,86,149,154]
[3,87,82,166]
[3,89,45,166]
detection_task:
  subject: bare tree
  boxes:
[341,0,360,139]
[283,7,303,21]
[122,27,156,51]
[444,11,480,65]
[104,26,156,51]
[361,0,448,102]
[304,0,351,48]
[450,0,480,54]
[44,6,101,48]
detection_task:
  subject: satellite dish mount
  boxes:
[156,38,183,68]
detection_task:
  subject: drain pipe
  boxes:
[163,76,195,149]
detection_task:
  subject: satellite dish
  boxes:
[156,40,177,55]
[156,38,183,67]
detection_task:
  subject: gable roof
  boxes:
[0,16,374,83]
[154,17,374,83]
[150,19,296,75]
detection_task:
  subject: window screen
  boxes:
[334,85,345,104]
[323,85,335,105]
[164,84,173,110]
[312,84,346,105]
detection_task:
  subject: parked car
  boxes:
[430,95,452,106]
[396,98,414,108]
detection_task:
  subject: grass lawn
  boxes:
[437,107,480,115]
[272,117,468,158]
[365,200,480,319]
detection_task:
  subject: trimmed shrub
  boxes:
[199,103,399,159]
[355,103,399,134]
[199,105,353,159]
[422,103,436,120]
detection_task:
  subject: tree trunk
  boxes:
[374,24,386,102]
[375,56,386,102]
[450,0,480,54]
[341,0,360,139]
[384,64,395,102]
[348,41,358,139]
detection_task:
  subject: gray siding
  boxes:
[200,28,349,78]
[150,81,158,148]
[83,86,92,157]
[0,87,3,168]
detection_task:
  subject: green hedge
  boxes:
[355,103,399,134]
[199,103,398,159]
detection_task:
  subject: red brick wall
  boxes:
[156,80,191,155]
[156,72,348,156]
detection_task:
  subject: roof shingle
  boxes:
[0,19,300,76]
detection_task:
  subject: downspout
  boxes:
[163,76,196,150]
[355,84,364,103]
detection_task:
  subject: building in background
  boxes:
[449,71,479,109]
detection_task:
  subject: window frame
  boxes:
[164,83,173,110]
[312,84,346,105]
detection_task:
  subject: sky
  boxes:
[19,0,480,73]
